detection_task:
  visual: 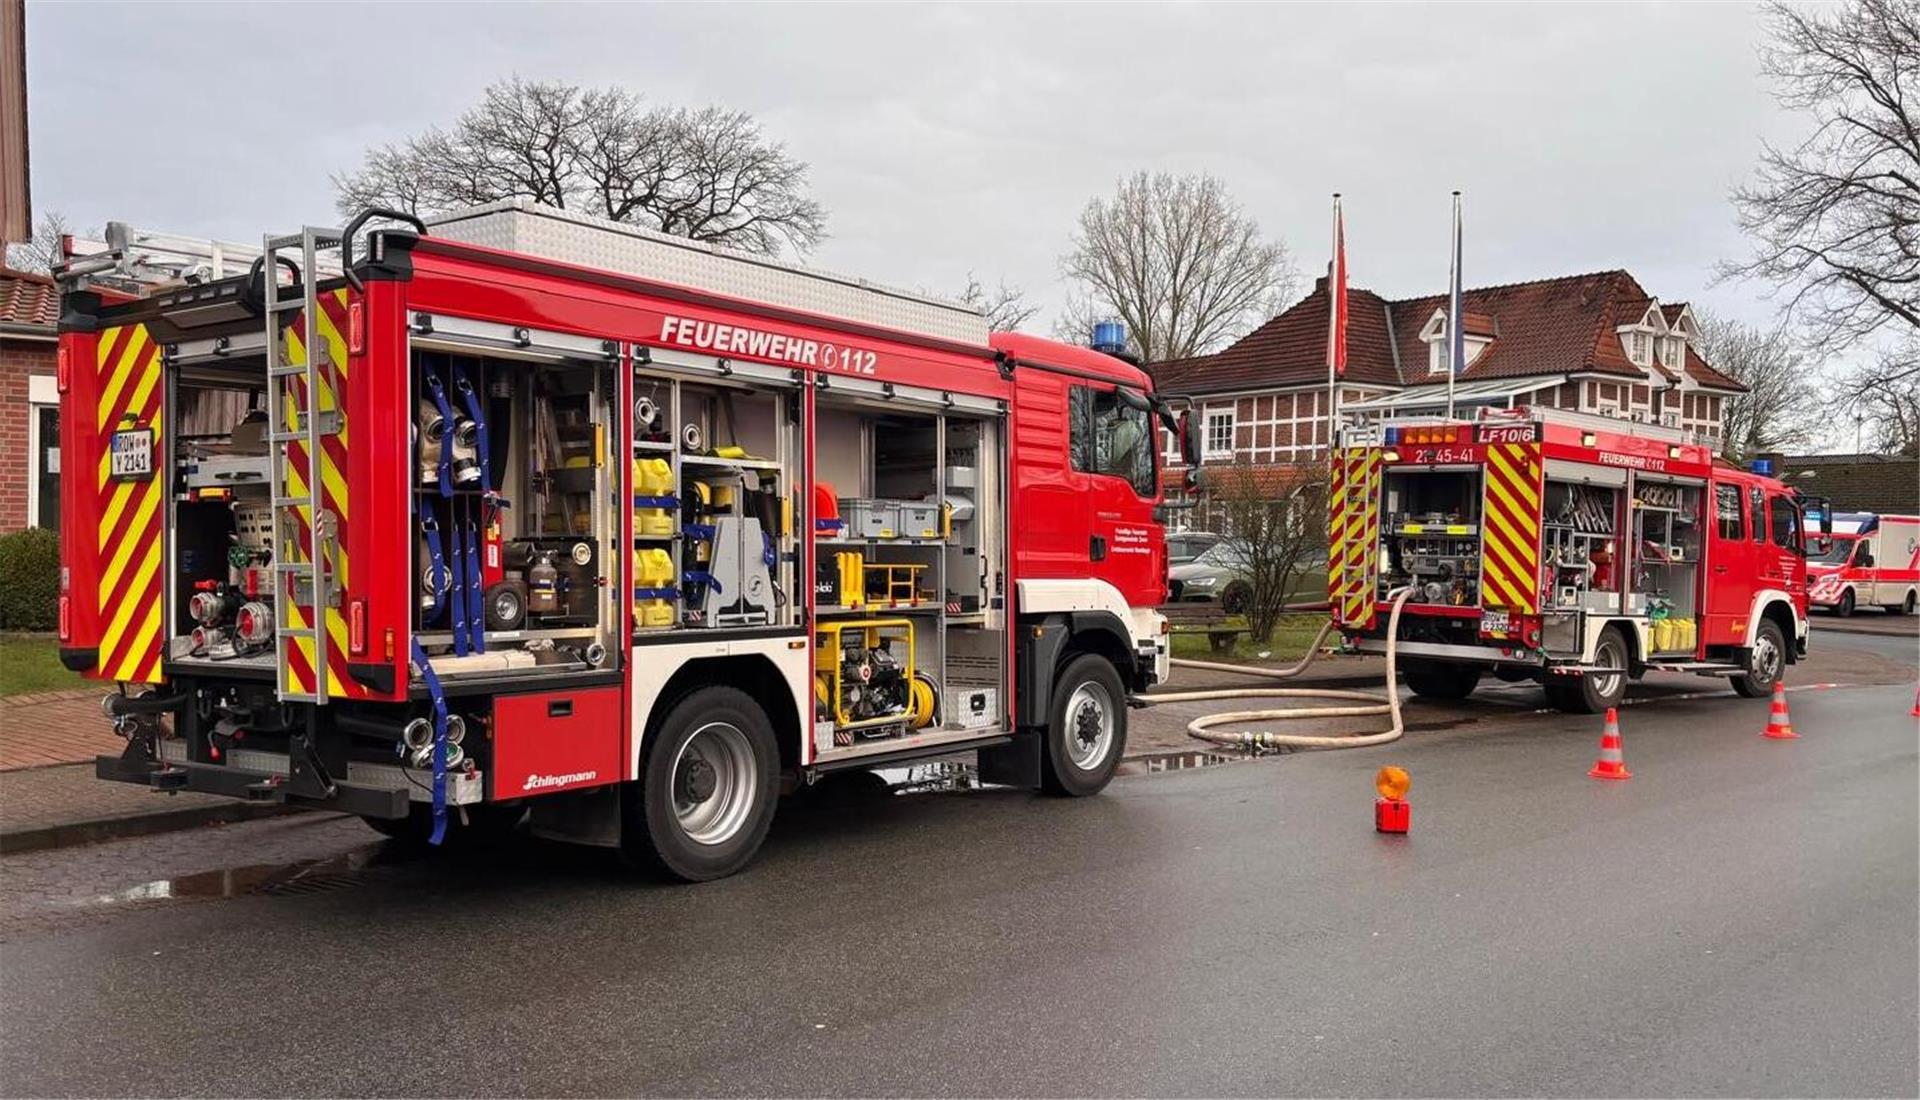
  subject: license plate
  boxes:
[1482,609,1511,634]
[110,429,154,480]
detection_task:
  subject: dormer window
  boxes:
[1419,309,1491,375]
[1628,332,1650,366]
[1663,335,1687,370]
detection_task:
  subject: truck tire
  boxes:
[1399,659,1481,700]
[1548,625,1629,714]
[1732,618,1787,699]
[1041,654,1128,797]
[622,686,779,882]
[1883,591,1916,616]
[1836,588,1855,617]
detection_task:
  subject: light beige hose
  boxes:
[1145,588,1415,751]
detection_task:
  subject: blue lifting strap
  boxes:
[423,373,456,499]
[409,638,451,847]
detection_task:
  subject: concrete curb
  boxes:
[0,802,311,856]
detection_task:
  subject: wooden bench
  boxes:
[1159,603,1248,653]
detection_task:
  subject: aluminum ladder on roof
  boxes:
[261,227,345,704]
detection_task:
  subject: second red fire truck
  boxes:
[1328,408,1831,712]
[56,202,1177,880]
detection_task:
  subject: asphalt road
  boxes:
[3,681,1916,1097]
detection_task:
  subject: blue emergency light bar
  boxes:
[1091,320,1128,355]
[1749,458,1775,475]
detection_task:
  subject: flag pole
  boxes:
[1445,190,1461,422]
[1326,193,1341,460]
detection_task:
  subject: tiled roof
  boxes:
[0,266,59,330]
[1155,269,1747,397]
[1151,284,1403,393]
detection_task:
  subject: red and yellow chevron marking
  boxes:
[277,288,359,700]
[1479,442,1543,616]
[1328,447,1383,628]
[94,323,166,683]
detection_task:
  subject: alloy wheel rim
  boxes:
[1065,681,1114,770]
[671,721,757,846]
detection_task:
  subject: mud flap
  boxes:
[978,730,1042,789]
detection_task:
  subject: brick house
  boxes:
[1,265,59,533]
[1152,269,1748,525]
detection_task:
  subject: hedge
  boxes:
[0,527,59,631]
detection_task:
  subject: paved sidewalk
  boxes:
[0,691,301,853]
[1,689,121,772]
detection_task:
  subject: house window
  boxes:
[27,374,60,530]
[1203,409,1236,458]
[1628,332,1650,366]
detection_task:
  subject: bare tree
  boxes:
[1690,310,1818,458]
[4,210,73,274]
[957,272,1039,332]
[335,78,826,256]
[1830,338,1920,454]
[1209,461,1328,645]
[1058,172,1295,363]
[1725,0,1920,348]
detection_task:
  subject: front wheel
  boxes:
[1836,588,1856,617]
[1732,618,1787,698]
[1220,582,1252,617]
[623,686,779,882]
[1042,654,1128,797]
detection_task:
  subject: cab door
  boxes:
[1704,478,1754,647]
[1070,385,1164,606]
[1760,490,1805,602]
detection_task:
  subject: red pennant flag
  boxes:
[1327,198,1349,378]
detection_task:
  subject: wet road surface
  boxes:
[2,680,1915,1097]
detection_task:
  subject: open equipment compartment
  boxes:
[406,342,622,679]
[1379,465,1485,607]
[809,386,1007,761]
[628,352,803,635]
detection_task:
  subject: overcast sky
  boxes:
[26,1,1802,339]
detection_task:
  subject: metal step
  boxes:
[1645,661,1742,675]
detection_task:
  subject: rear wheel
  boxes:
[1399,659,1481,700]
[1041,654,1127,797]
[622,686,779,882]
[1548,625,1629,714]
[1836,588,1856,617]
[1732,618,1787,699]
[1884,591,1916,616]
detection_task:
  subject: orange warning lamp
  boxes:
[1374,766,1410,834]
[1375,766,1410,800]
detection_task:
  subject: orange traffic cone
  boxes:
[1763,681,1798,740]
[1588,707,1632,780]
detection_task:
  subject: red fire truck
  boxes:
[55,203,1177,880]
[1328,407,1830,713]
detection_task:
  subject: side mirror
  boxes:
[1177,411,1201,468]
[1804,496,1833,557]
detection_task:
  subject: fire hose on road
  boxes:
[1141,588,1416,751]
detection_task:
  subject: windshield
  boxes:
[1809,535,1856,565]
